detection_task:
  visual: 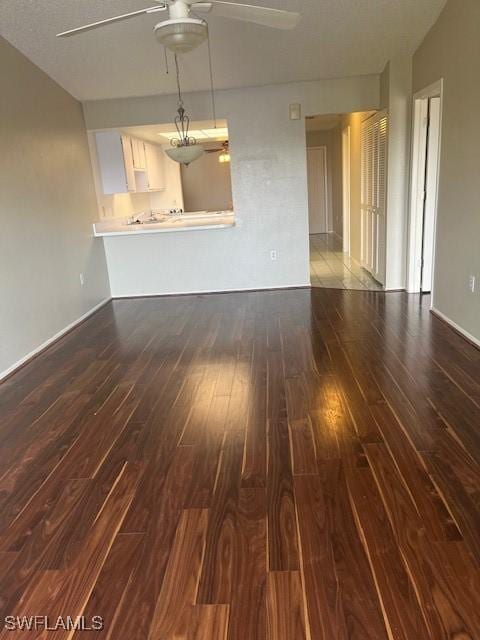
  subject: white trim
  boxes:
[431,306,480,349]
[407,79,444,298]
[307,145,329,233]
[0,298,112,382]
[112,284,310,299]
[342,126,351,254]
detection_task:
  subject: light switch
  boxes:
[289,103,301,121]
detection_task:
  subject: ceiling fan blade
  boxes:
[192,1,300,29]
[56,5,167,37]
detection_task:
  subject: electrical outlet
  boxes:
[79,273,85,286]
[270,250,278,261]
[469,275,476,293]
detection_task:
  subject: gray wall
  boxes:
[84,75,379,296]
[413,0,480,340]
[0,36,110,377]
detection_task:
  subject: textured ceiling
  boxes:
[0,0,446,101]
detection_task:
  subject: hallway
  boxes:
[310,233,383,290]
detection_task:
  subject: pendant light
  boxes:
[165,54,204,166]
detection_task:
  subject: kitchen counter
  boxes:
[93,211,235,237]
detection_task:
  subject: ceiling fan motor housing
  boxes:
[154,18,208,54]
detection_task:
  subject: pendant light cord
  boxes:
[174,53,183,107]
[206,23,217,129]
[164,46,169,75]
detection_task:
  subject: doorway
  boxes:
[408,80,443,296]
[306,112,384,291]
[306,146,328,234]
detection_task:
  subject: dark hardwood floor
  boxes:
[0,288,479,639]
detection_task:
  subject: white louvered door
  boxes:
[361,112,387,285]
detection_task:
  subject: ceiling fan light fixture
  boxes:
[218,150,230,163]
[154,18,208,54]
[218,141,231,163]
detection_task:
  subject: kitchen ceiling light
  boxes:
[201,128,229,138]
[158,128,228,141]
[154,18,207,54]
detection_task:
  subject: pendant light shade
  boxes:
[165,144,204,165]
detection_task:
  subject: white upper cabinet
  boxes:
[121,135,136,192]
[95,132,165,194]
[131,137,147,171]
[95,131,136,195]
[145,142,165,191]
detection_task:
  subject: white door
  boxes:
[360,112,387,285]
[307,147,328,234]
[421,96,441,293]
[342,127,351,254]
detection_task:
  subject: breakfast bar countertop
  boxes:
[93,210,235,237]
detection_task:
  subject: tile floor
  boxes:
[310,233,383,290]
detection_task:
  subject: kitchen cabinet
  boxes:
[145,142,165,191]
[95,131,136,195]
[95,132,165,195]
[131,137,147,170]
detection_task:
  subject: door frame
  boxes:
[307,145,329,234]
[342,126,351,254]
[407,79,443,299]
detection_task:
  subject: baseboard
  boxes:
[431,306,480,350]
[112,283,311,298]
[0,297,112,383]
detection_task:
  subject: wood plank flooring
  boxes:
[0,288,479,638]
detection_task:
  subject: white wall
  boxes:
[84,75,380,296]
[0,36,110,378]
[150,149,185,212]
[413,0,480,342]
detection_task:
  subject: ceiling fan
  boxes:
[56,0,301,54]
[205,140,230,162]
